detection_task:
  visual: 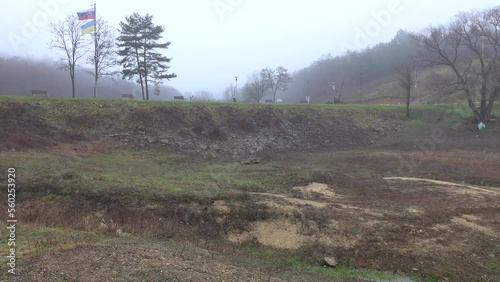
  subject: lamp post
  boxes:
[360,64,363,104]
[234,76,238,102]
[414,57,418,101]
[331,82,336,104]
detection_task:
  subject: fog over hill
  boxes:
[0,56,182,100]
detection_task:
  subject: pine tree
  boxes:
[117,13,176,100]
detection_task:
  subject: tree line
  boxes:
[23,5,500,123]
[222,66,293,103]
[0,55,181,100]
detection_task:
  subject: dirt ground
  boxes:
[1,114,500,281]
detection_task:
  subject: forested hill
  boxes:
[0,56,181,100]
[286,30,419,104]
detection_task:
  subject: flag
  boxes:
[77,9,95,21]
[81,21,95,35]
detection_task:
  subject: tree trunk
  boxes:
[135,49,145,100]
[480,80,488,119]
[144,75,149,101]
[70,67,75,98]
[406,86,411,118]
[485,87,499,121]
[143,48,149,100]
[464,88,483,122]
[450,65,483,122]
[72,78,75,98]
[94,76,98,99]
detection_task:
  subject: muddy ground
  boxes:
[0,102,499,281]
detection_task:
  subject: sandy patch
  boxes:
[461,214,482,222]
[384,177,500,195]
[451,216,498,238]
[430,224,452,232]
[252,192,328,208]
[229,220,308,250]
[293,182,336,199]
[406,206,424,215]
[212,200,230,214]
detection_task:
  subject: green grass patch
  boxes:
[405,119,433,128]
[253,250,408,281]
[0,225,106,272]
[4,148,316,203]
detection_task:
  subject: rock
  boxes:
[160,138,170,145]
[240,157,261,165]
[209,143,221,151]
[324,256,338,267]
[147,137,156,143]
[371,125,385,135]
[116,228,123,236]
[199,144,208,150]
[210,152,219,158]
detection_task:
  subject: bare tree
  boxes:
[223,83,237,102]
[48,14,89,98]
[87,18,119,98]
[394,64,414,117]
[243,72,270,103]
[262,66,293,103]
[411,6,500,122]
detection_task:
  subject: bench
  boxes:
[265,100,273,103]
[121,94,134,99]
[300,100,309,104]
[173,96,185,101]
[31,90,48,97]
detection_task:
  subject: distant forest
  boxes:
[0,56,182,100]
[285,30,418,104]
[0,29,463,103]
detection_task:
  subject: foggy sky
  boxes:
[2,0,499,96]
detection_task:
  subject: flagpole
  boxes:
[93,3,98,99]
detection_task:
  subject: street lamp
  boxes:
[234,76,238,102]
[360,64,363,104]
[331,82,336,104]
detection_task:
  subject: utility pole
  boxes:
[331,82,336,104]
[359,64,363,104]
[414,57,418,100]
[234,76,238,102]
[93,3,98,98]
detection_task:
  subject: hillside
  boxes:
[303,65,468,105]
[0,96,403,159]
[1,97,499,281]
